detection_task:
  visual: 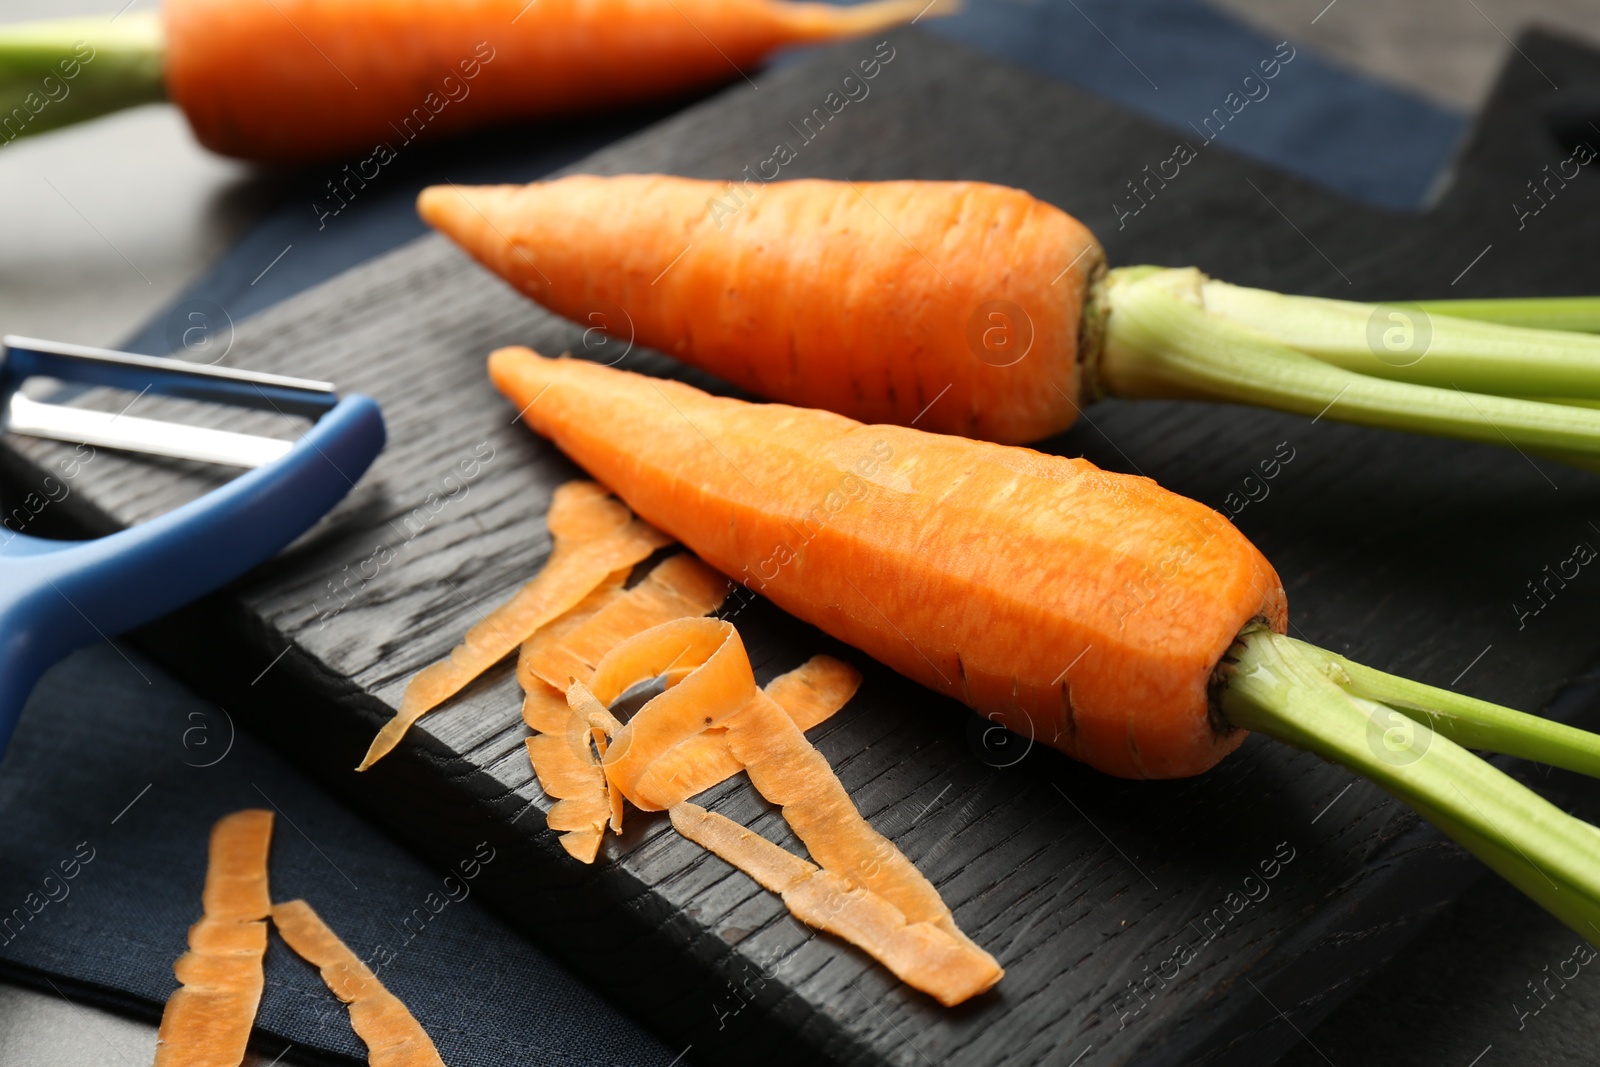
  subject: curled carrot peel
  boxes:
[634,656,862,809]
[671,803,1002,1007]
[154,810,274,1067]
[272,900,446,1067]
[525,699,612,862]
[522,553,729,693]
[359,482,668,770]
[592,617,761,808]
[577,618,997,1001]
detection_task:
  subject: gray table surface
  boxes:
[2,2,1598,1065]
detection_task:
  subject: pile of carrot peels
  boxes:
[154,810,446,1067]
[360,481,1004,1005]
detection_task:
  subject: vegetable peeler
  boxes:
[0,335,386,762]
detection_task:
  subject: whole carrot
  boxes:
[490,344,1600,947]
[491,345,1285,780]
[0,1,936,162]
[427,175,1600,463]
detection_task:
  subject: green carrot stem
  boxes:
[1190,273,1600,400]
[1221,629,1600,941]
[1280,637,1600,778]
[0,14,165,145]
[1096,267,1600,460]
[1411,297,1600,336]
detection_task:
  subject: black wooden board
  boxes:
[11,26,1600,1067]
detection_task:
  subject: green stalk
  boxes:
[1320,647,1600,777]
[1221,629,1600,941]
[1096,267,1600,460]
[1410,297,1600,336]
[1186,272,1600,399]
[0,13,165,144]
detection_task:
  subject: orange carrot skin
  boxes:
[164,0,926,163]
[424,176,1103,444]
[491,348,1287,780]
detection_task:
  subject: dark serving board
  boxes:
[10,26,1600,1067]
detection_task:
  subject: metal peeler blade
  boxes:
[2,335,339,468]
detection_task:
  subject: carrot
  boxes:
[272,900,447,1067]
[490,344,1600,953]
[1,1,942,162]
[427,175,1600,462]
[492,345,1285,780]
[153,810,274,1067]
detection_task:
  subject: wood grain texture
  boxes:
[10,27,1600,1067]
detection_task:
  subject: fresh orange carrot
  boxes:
[492,346,1285,779]
[424,176,1100,444]
[426,174,1600,459]
[153,810,274,1067]
[487,349,1600,960]
[1,1,943,162]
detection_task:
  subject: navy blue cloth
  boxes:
[0,644,675,1065]
[2,2,1465,1064]
[925,0,1463,209]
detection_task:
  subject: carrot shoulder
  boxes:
[425,176,1101,444]
[491,347,1286,779]
[165,0,936,162]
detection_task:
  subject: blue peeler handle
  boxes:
[0,393,386,763]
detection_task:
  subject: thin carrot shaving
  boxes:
[671,803,1003,1007]
[521,681,571,734]
[570,681,627,834]
[515,571,629,695]
[525,682,616,863]
[633,657,862,809]
[526,554,729,692]
[762,655,861,733]
[359,485,669,770]
[591,618,760,808]
[544,480,631,541]
[721,691,958,933]
[153,810,274,1067]
[271,899,446,1067]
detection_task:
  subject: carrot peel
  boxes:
[633,655,862,808]
[591,617,760,808]
[359,482,668,770]
[272,899,446,1067]
[671,802,1002,1007]
[153,810,273,1067]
